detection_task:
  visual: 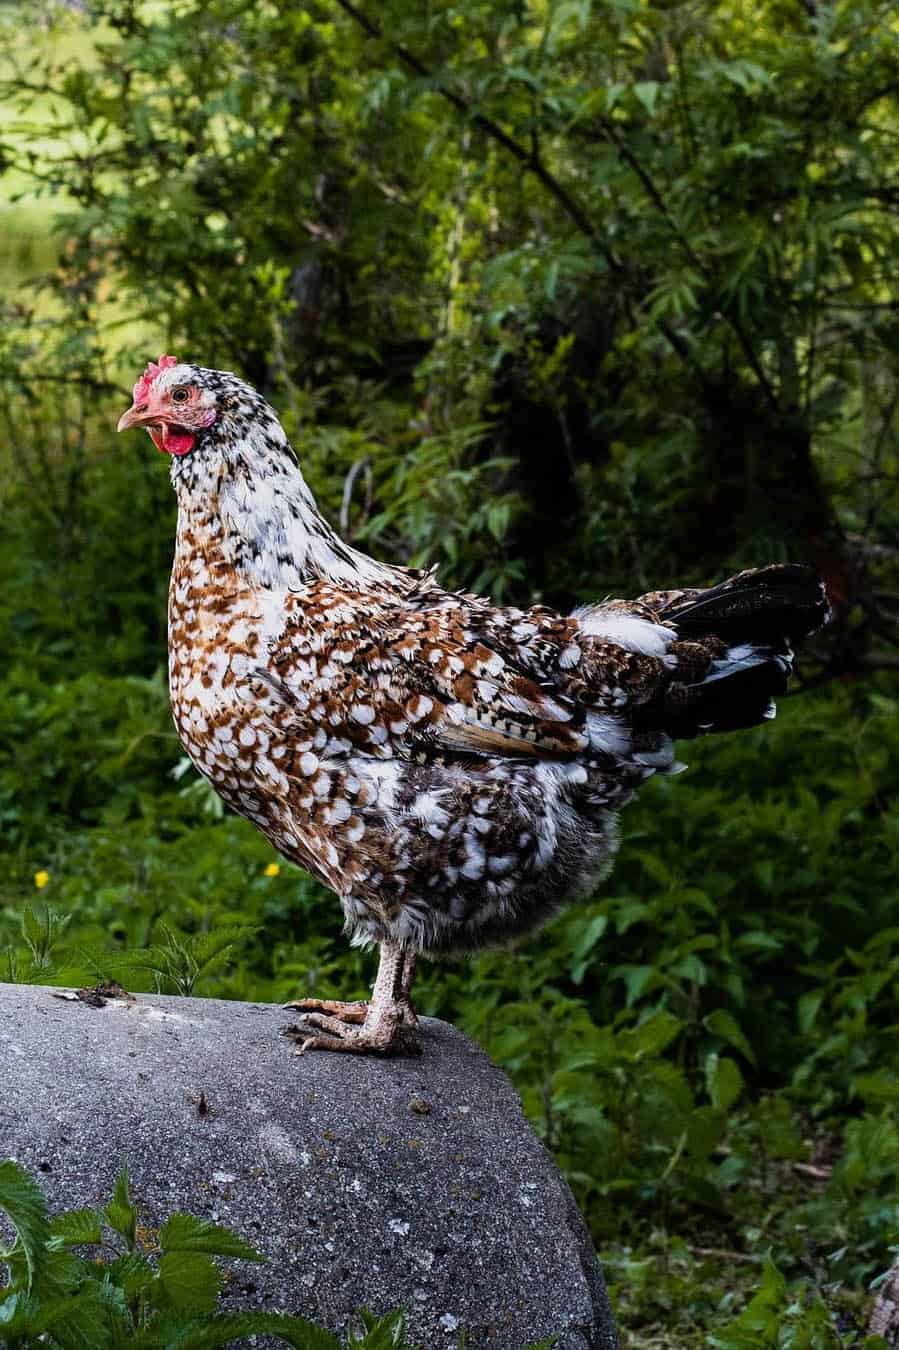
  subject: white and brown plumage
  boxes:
[117,356,830,1055]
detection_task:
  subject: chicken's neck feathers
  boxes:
[171,405,390,590]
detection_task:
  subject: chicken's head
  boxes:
[116,355,219,456]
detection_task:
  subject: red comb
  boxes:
[132,354,179,403]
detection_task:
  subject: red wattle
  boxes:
[162,426,196,456]
[148,426,195,455]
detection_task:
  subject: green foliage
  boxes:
[0,1165,556,1349]
[4,0,899,605]
[0,1162,50,1293]
[708,1255,887,1349]
[0,1161,441,1349]
[2,0,899,1345]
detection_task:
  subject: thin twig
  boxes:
[792,1162,832,1180]
[688,1246,761,1264]
[598,115,779,411]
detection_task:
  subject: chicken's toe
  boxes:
[281,1009,420,1056]
[282,997,368,1024]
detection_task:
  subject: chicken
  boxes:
[117,356,830,1055]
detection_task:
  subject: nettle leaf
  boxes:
[197,1312,342,1349]
[0,1289,43,1337]
[348,1308,407,1347]
[157,1250,223,1313]
[105,1250,156,1297]
[29,1288,122,1349]
[0,1159,50,1291]
[35,1243,84,1298]
[159,1213,262,1261]
[103,1168,136,1248]
[50,1207,105,1247]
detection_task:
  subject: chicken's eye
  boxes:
[171,386,190,405]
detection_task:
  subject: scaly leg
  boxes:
[282,940,421,1056]
[397,949,418,1027]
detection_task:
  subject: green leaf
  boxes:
[0,1159,50,1291]
[620,1010,683,1060]
[21,904,47,957]
[570,913,608,983]
[29,1288,123,1348]
[549,0,592,43]
[49,1207,104,1247]
[159,1213,262,1261]
[752,1098,806,1161]
[189,1312,342,1348]
[797,990,823,1035]
[686,1104,728,1160]
[614,963,659,1006]
[157,1250,223,1313]
[103,1168,136,1248]
[703,1009,757,1066]
[0,1292,23,1328]
[347,1308,408,1347]
[105,1251,157,1298]
[853,1073,899,1105]
[706,1053,743,1110]
[632,81,659,116]
[707,1256,786,1346]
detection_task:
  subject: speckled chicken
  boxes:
[117,356,829,1055]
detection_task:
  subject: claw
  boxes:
[281,1013,421,1057]
[282,942,421,1057]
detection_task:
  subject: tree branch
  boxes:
[598,116,780,410]
[0,372,124,396]
[330,0,702,376]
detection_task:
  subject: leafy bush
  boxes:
[3,0,899,1345]
[0,1160,414,1348]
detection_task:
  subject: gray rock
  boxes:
[0,983,617,1349]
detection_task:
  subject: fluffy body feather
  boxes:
[119,359,830,1052]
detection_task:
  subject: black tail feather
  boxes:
[640,564,829,742]
[658,564,829,645]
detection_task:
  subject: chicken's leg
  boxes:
[283,940,421,1055]
[397,949,418,1027]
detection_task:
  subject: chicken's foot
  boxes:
[282,941,421,1056]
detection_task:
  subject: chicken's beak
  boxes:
[116,403,152,432]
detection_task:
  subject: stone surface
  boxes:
[0,983,618,1349]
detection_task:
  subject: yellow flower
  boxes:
[34,870,49,889]
[263,862,280,878]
